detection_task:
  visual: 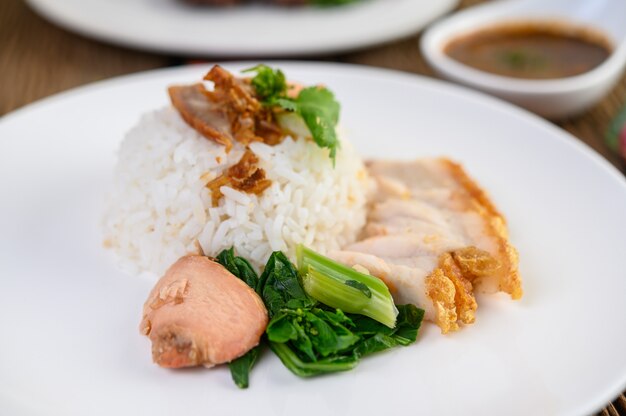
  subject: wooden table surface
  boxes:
[1,0,624,414]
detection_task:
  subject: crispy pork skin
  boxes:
[140,256,268,368]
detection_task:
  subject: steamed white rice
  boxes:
[103,107,369,276]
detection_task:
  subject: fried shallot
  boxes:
[206,149,272,205]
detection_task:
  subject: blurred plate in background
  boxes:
[24,0,459,57]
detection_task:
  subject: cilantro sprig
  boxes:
[244,65,341,163]
[244,65,287,101]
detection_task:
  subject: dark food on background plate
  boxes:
[445,21,612,79]
[103,65,523,388]
[181,0,356,6]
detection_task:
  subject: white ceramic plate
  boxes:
[1,63,626,416]
[24,0,459,57]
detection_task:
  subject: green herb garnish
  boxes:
[243,65,287,102]
[244,65,341,163]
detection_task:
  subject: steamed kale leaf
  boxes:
[216,247,259,291]
[267,304,424,378]
[257,251,313,317]
[215,248,262,389]
[228,346,260,389]
[216,248,425,383]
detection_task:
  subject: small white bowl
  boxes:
[421,0,626,119]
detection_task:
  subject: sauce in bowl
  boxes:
[444,22,612,80]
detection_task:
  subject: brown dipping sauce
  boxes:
[444,21,612,79]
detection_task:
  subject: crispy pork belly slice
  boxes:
[365,158,521,297]
[331,158,522,334]
[139,256,268,368]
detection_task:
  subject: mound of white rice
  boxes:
[103,107,370,276]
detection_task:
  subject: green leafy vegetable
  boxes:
[269,342,359,378]
[216,248,263,389]
[390,304,426,345]
[216,247,259,291]
[262,246,423,378]
[244,65,341,163]
[297,244,398,328]
[257,251,313,317]
[352,305,425,356]
[267,307,361,377]
[228,347,260,389]
[267,308,360,358]
[267,304,424,378]
[216,247,425,384]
